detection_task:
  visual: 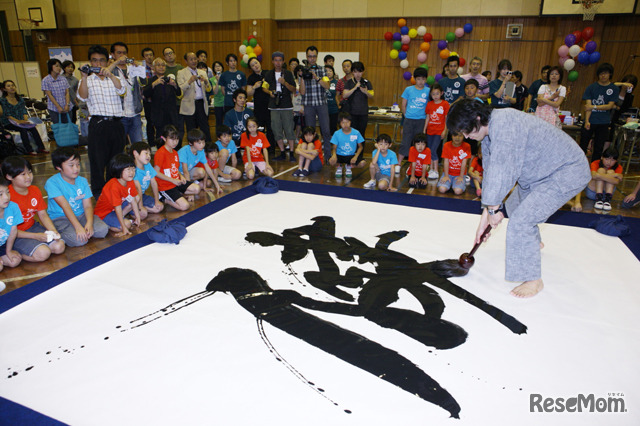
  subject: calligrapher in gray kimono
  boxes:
[447,99,591,298]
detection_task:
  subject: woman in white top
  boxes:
[535,66,566,127]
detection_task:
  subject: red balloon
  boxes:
[582,27,594,41]
[384,31,393,41]
[401,44,410,52]
[423,33,433,43]
[248,35,255,40]
[572,30,582,44]
[459,57,466,67]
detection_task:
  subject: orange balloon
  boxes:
[253,45,263,56]
[397,18,407,28]
[420,42,430,52]
[410,77,416,85]
[439,49,450,59]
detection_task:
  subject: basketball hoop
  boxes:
[18,18,39,35]
[580,0,604,21]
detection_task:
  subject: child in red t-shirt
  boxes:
[293,126,324,177]
[468,146,484,197]
[240,117,274,180]
[94,154,144,237]
[406,133,431,189]
[437,132,471,195]
[1,156,65,262]
[423,84,450,180]
[587,147,623,211]
[154,125,200,211]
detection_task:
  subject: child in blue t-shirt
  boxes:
[398,67,431,168]
[215,125,243,182]
[178,129,223,194]
[328,112,366,178]
[44,147,109,247]
[364,134,399,191]
[0,176,23,272]
[131,142,164,214]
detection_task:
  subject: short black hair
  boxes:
[430,83,443,95]
[213,61,224,71]
[342,59,352,65]
[481,70,491,78]
[412,133,428,145]
[497,59,513,71]
[141,47,154,57]
[621,74,638,88]
[513,70,523,81]
[548,66,564,84]
[351,61,365,72]
[248,57,260,67]
[324,64,335,74]
[183,52,195,61]
[130,141,151,156]
[197,61,208,70]
[204,141,219,154]
[232,88,247,102]
[596,63,614,79]
[446,55,460,67]
[464,78,479,89]
[196,50,208,58]
[87,45,109,61]
[52,147,81,170]
[47,58,62,74]
[162,47,174,56]
[161,124,179,140]
[323,54,334,63]
[225,53,238,64]
[2,156,32,179]
[302,126,318,139]
[216,125,232,138]
[541,65,552,73]
[110,41,128,54]
[376,133,392,144]
[306,46,318,55]
[446,98,492,136]
[338,111,352,123]
[108,153,135,179]
[413,67,428,78]
[599,147,619,170]
[61,60,75,70]
[289,58,299,66]
[187,128,206,145]
[0,176,8,189]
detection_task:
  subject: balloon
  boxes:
[384,32,393,41]
[464,23,473,33]
[585,40,597,53]
[457,67,464,75]
[240,61,247,68]
[427,76,435,85]
[410,77,416,85]
[437,40,447,50]
[577,51,590,65]
[401,26,409,35]
[246,46,254,55]
[253,45,262,56]
[420,42,430,52]
[248,35,255,40]
[563,58,576,71]
[401,35,410,44]
[403,71,412,80]
[424,33,433,42]
[397,18,406,28]
[420,64,429,71]
[589,51,601,64]
[582,26,594,41]
[242,54,249,63]
[572,30,582,44]
[248,53,257,59]
[557,45,569,57]
[400,59,409,69]
[417,26,427,36]
[239,45,247,54]
[564,34,576,47]
[439,49,450,59]
[243,39,248,46]
[568,70,579,82]
[569,45,581,58]
[435,73,443,82]
[455,28,464,38]
[559,56,568,66]
[257,54,263,62]
[449,51,458,57]
[401,44,410,52]
[393,32,401,41]
[390,49,399,59]
[446,32,455,43]
[417,52,427,62]
[459,57,466,67]
[393,41,402,50]
[408,28,418,38]
[249,38,258,47]
[398,51,407,60]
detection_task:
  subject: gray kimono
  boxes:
[481,109,591,282]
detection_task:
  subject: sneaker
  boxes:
[218,176,232,183]
[335,166,343,178]
[363,179,376,189]
[288,152,296,162]
[464,175,471,185]
[292,169,303,177]
[602,201,612,211]
[428,170,439,179]
[345,167,352,178]
[301,169,310,176]
[395,165,401,175]
[594,200,604,209]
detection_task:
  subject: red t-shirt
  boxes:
[9,185,46,231]
[207,158,219,170]
[470,157,483,176]
[154,145,181,191]
[406,146,432,177]
[441,141,471,177]
[425,100,450,135]
[298,138,324,164]
[590,160,622,174]
[94,178,138,219]
[240,132,270,163]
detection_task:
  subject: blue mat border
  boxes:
[2,179,639,424]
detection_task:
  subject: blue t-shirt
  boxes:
[223,108,254,144]
[372,149,399,177]
[528,79,545,111]
[0,202,24,246]
[216,140,238,167]
[489,79,512,109]
[45,173,93,220]
[401,85,430,120]
[178,145,207,171]
[582,82,620,125]
[134,163,157,193]
[331,129,364,156]
[219,71,248,107]
[438,76,465,104]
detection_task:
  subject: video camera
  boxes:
[79,65,102,75]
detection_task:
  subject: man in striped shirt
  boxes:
[301,46,332,158]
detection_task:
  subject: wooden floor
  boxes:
[1,138,639,295]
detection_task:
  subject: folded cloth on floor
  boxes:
[253,176,279,194]
[147,219,188,244]
[588,215,631,237]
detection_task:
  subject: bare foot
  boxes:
[540,241,544,249]
[187,195,195,202]
[510,279,544,298]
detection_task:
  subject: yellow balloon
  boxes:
[449,51,458,57]
[246,46,254,54]
[408,28,418,38]
[390,49,399,59]
[248,53,257,59]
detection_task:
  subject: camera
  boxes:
[295,65,313,80]
[507,71,513,75]
[125,58,135,64]
[274,91,283,107]
[359,79,368,87]
[79,65,102,75]
[162,76,171,83]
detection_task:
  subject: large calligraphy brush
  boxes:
[431,225,492,278]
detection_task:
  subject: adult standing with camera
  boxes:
[263,51,299,161]
[489,59,517,109]
[342,61,373,146]
[143,58,182,144]
[77,44,126,196]
[110,42,146,145]
[178,52,212,142]
[301,46,332,158]
[247,57,276,157]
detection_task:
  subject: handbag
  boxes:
[51,113,79,147]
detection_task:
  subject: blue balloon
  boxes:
[589,51,601,64]
[464,23,473,33]
[564,34,576,47]
[393,32,401,41]
[398,51,407,60]
[577,51,590,65]
[401,26,409,35]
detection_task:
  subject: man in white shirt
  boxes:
[178,52,212,142]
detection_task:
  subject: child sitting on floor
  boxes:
[178,129,223,194]
[204,142,226,190]
[0,176,23,272]
[94,154,144,237]
[328,112,366,178]
[240,117,274,180]
[215,125,242,182]
[364,134,398,191]
[293,126,324,177]
[45,147,109,247]
[407,133,431,189]
[2,156,65,263]
[468,145,484,197]
[573,147,623,212]
[130,142,164,215]
[437,132,471,195]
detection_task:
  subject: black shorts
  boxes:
[336,154,356,164]
[159,181,193,203]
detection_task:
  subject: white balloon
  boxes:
[239,45,247,54]
[243,54,250,64]
[563,58,576,71]
[400,59,409,69]
[457,67,464,76]
[569,45,581,58]
[417,26,427,36]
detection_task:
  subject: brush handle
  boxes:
[468,225,492,257]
